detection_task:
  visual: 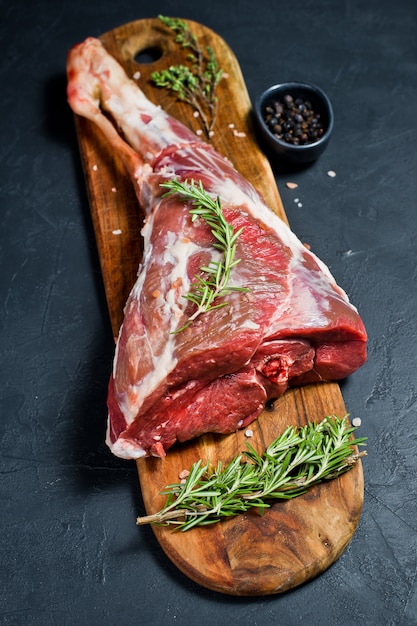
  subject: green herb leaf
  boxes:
[161,178,249,332]
[136,415,367,531]
[151,15,224,136]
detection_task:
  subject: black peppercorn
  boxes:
[263,94,325,146]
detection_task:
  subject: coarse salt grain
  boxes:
[297,202,303,207]
[352,417,362,427]
[245,429,253,438]
[228,123,235,129]
[208,130,215,138]
[193,111,200,117]
[111,187,117,193]
[286,182,298,189]
[92,164,98,171]
[133,71,141,80]
[233,129,246,137]
[112,229,122,235]
[179,469,190,480]
[327,170,336,177]
[196,129,203,136]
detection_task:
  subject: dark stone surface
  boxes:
[1,0,416,624]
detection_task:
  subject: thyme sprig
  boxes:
[137,415,367,532]
[151,15,223,136]
[161,178,249,332]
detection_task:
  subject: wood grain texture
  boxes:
[73,17,364,596]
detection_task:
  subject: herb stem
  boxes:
[161,178,249,331]
[151,16,223,136]
[136,415,367,531]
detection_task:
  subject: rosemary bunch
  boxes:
[161,178,249,332]
[137,415,367,532]
[151,15,223,136]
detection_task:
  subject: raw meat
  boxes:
[67,37,367,459]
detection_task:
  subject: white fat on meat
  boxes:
[66,38,367,459]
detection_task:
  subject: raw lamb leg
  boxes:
[67,37,367,459]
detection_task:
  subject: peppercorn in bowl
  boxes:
[254,81,334,164]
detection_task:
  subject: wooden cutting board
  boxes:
[73,17,364,596]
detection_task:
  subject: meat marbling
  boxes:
[67,37,367,459]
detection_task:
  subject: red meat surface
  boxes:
[67,38,367,459]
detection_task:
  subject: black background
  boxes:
[1,0,417,624]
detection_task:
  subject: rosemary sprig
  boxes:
[151,15,223,136]
[136,415,367,532]
[161,178,249,332]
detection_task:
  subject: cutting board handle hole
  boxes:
[134,46,163,65]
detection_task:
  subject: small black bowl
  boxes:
[254,81,334,165]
